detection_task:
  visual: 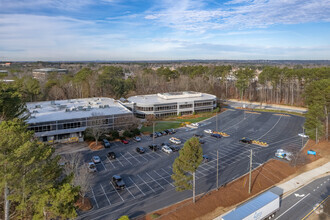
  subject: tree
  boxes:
[0,119,79,219]
[86,113,108,145]
[171,137,203,203]
[0,83,27,121]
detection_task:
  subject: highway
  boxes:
[275,175,330,220]
[72,109,306,220]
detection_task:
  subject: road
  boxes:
[275,175,330,220]
[68,109,306,220]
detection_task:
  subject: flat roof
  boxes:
[26,97,132,124]
[222,191,278,220]
[128,91,216,105]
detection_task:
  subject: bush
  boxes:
[111,130,119,139]
[118,215,130,220]
[131,128,141,136]
[150,213,161,219]
[123,130,132,138]
[83,129,95,141]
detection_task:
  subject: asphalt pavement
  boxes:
[275,175,330,220]
[64,109,306,220]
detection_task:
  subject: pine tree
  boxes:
[171,137,203,202]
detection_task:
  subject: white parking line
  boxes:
[120,153,133,165]
[115,157,125,167]
[106,157,116,169]
[128,177,146,196]
[100,160,107,170]
[109,182,124,202]
[146,173,165,190]
[161,168,172,176]
[125,187,136,199]
[100,184,111,205]
[127,151,142,163]
[137,174,156,193]
[153,170,174,187]
[90,186,99,208]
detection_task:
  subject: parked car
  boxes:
[169,137,182,145]
[169,145,180,152]
[191,123,200,127]
[199,139,206,144]
[92,156,101,164]
[161,142,171,146]
[164,129,170,134]
[156,132,162,137]
[161,131,167,135]
[149,144,159,151]
[103,139,111,148]
[298,133,309,138]
[121,139,129,144]
[162,145,173,154]
[107,152,116,160]
[112,175,126,190]
[211,133,222,139]
[133,136,141,142]
[202,155,209,163]
[87,162,97,172]
[150,132,158,138]
[239,137,252,144]
[204,129,213,134]
[136,147,146,154]
[167,128,175,134]
[194,133,204,138]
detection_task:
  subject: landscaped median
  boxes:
[140,110,225,134]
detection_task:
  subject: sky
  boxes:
[1,0,330,61]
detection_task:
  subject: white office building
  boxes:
[26,98,133,143]
[126,91,217,118]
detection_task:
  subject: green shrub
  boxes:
[118,215,130,220]
[131,128,141,136]
[150,213,161,219]
[111,130,119,139]
[123,130,132,138]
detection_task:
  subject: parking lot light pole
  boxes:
[217,150,219,190]
[153,122,155,146]
[248,149,253,194]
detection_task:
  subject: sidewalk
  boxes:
[271,162,330,197]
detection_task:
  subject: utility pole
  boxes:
[193,172,196,203]
[248,149,253,194]
[216,111,218,132]
[152,122,155,145]
[217,150,219,190]
[316,127,318,145]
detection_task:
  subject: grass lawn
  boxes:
[140,112,219,133]
[251,109,305,116]
[140,121,181,133]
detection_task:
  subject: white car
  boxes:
[204,129,213,134]
[191,123,200,127]
[87,162,97,172]
[162,145,173,154]
[92,156,101,164]
[298,133,309,138]
[169,137,182,145]
[134,136,141,142]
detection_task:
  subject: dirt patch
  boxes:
[75,196,92,211]
[87,141,104,151]
[137,140,329,220]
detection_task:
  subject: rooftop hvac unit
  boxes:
[65,108,71,112]
[51,100,56,105]
[104,105,110,108]
[35,104,41,109]
[77,106,83,110]
[99,105,104,108]
[32,110,38,113]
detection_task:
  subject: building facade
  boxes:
[126,91,217,118]
[32,68,68,80]
[26,98,133,143]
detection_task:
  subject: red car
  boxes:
[121,139,129,144]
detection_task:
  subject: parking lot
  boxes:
[66,109,306,220]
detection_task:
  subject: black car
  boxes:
[149,144,159,151]
[112,175,125,190]
[211,133,222,138]
[107,152,116,159]
[240,137,252,144]
[161,142,170,146]
[136,147,146,154]
[103,139,111,148]
[165,129,173,134]
[199,139,206,144]
[161,131,167,135]
[169,145,180,152]
[150,132,158,138]
[194,133,204,138]
[169,128,176,134]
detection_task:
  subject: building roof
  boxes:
[127,91,216,105]
[33,68,67,73]
[26,97,132,124]
[222,191,278,220]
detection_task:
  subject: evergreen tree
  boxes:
[172,137,203,202]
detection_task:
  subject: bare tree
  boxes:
[74,166,91,205]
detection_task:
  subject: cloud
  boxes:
[144,0,330,32]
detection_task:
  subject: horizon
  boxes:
[1,0,330,61]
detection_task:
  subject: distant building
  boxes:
[0,63,11,67]
[32,68,68,80]
[126,91,217,118]
[26,97,133,143]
